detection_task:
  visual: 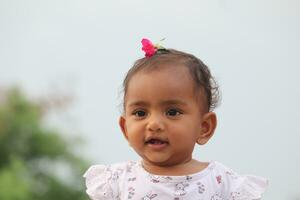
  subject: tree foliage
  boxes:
[0,88,88,200]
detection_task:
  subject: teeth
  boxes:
[148,139,166,144]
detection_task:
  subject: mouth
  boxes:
[145,138,169,150]
[145,138,169,145]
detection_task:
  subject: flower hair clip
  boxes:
[141,38,168,58]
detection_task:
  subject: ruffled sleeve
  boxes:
[83,165,116,200]
[231,175,268,200]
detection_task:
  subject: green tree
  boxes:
[0,88,89,200]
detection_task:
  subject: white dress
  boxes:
[83,161,268,200]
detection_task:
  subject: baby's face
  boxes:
[119,65,213,167]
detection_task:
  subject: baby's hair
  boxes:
[122,49,220,112]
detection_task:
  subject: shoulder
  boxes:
[210,161,268,199]
[83,161,138,200]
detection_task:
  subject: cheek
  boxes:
[169,122,200,143]
[172,119,200,133]
[125,120,143,137]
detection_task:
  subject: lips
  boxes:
[145,138,168,145]
[145,137,169,150]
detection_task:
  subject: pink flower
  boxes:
[141,38,157,57]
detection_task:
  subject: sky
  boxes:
[1,0,300,199]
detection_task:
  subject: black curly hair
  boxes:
[122,49,220,112]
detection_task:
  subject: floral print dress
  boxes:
[83,161,268,200]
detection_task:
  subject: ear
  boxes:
[197,112,217,145]
[119,116,129,141]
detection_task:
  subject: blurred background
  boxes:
[1,0,299,199]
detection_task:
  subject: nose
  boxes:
[146,114,165,132]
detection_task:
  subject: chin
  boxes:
[144,157,177,167]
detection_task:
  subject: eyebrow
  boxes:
[127,99,188,108]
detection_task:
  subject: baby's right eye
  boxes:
[133,110,146,117]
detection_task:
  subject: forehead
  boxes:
[125,65,203,106]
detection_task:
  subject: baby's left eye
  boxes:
[166,108,181,116]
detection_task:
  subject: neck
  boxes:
[141,158,209,176]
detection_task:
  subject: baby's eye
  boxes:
[133,110,146,117]
[166,108,182,116]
